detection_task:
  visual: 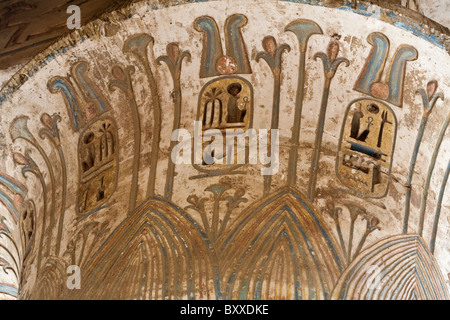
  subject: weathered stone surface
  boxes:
[0,0,448,300]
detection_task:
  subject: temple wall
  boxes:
[0,0,448,299]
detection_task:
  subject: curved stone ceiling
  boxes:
[0,0,448,300]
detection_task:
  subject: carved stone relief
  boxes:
[337,98,397,197]
[0,0,448,301]
[77,117,118,215]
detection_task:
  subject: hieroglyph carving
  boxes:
[193,14,254,178]
[77,117,118,215]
